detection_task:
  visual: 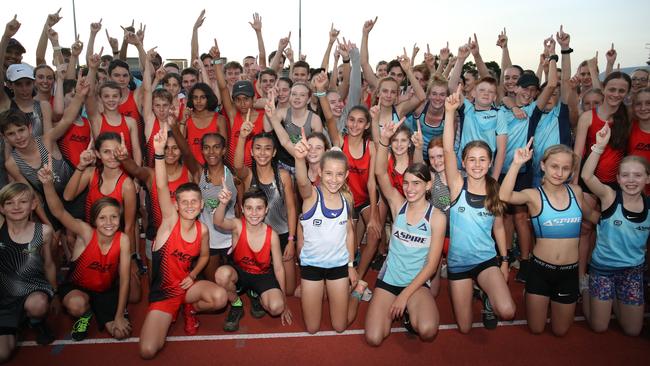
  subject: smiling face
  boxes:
[164,77,181,96]
[10,78,35,100]
[259,73,276,94]
[289,84,310,109]
[175,190,203,219]
[462,146,491,180]
[631,70,649,94]
[503,67,521,94]
[307,136,325,165]
[402,172,431,202]
[541,151,574,186]
[345,109,369,138]
[1,123,32,149]
[376,63,388,78]
[327,92,344,117]
[378,79,399,107]
[473,81,497,108]
[291,66,309,83]
[390,130,411,157]
[201,135,225,166]
[0,190,35,221]
[428,85,448,110]
[251,136,275,167]
[242,197,268,226]
[95,139,121,169]
[633,91,650,121]
[617,160,650,196]
[320,157,348,194]
[100,86,121,111]
[388,66,405,85]
[515,85,538,106]
[35,68,55,94]
[428,146,445,173]
[94,205,121,236]
[164,136,181,165]
[277,80,291,104]
[578,65,592,89]
[603,78,629,109]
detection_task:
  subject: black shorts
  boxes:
[447,257,500,281]
[300,264,348,281]
[278,232,289,253]
[0,291,52,335]
[234,266,280,295]
[525,255,579,304]
[59,283,119,330]
[210,247,230,259]
[499,171,532,193]
[375,279,430,296]
[352,201,370,220]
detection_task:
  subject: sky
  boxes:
[4,0,649,74]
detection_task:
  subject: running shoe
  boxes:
[132,253,148,275]
[223,305,244,332]
[361,287,373,302]
[183,304,199,335]
[31,320,55,345]
[515,259,529,283]
[403,310,417,335]
[71,312,93,341]
[248,291,266,319]
[481,291,498,330]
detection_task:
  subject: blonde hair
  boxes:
[541,144,580,181]
[0,182,34,207]
[619,155,650,175]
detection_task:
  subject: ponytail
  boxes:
[484,175,505,217]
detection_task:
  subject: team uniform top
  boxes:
[226,111,264,168]
[448,179,497,273]
[118,90,143,138]
[300,187,350,268]
[250,167,289,236]
[10,100,43,137]
[591,191,650,272]
[149,165,190,232]
[186,113,219,166]
[529,103,572,183]
[627,120,650,195]
[68,231,122,293]
[275,109,315,169]
[149,219,202,303]
[379,202,434,287]
[342,136,371,208]
[531,184,582,239]
[233,218,273,275]
[144,118,161,167]
[585,108,624,184]
[457,99,507,163]
[99,114,133,157]
[500,103,537,173]
[58,117,91,168]
[199,166,238,250]
[387,155,407,197]
[0,222,53,298]
[85,169,128,222]
[406,102,445,160]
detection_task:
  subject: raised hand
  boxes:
[239,111,254,139]
[249,12,262,32]
[284,47,294,62]
[411,43,420,61]
[513,137,534,165]
[106,29,119,51]
[398,48,411,72]
[555,25,570,50]
[46,8,63,27]
[293,128,310,160]
[278,32,291,51]
[75,72,91,97]
[587,51,598,69]
[457,43,470,60]
[136,23,146,43]
[312,71,328,91]
[369,104,380,124]
[122,27,140,46]
[469,34,480,56]
[5,15,21,38]
[87,48,103,69]
[362,16,378,35]
[568,74,580,90]
[445,84,463,111]
[329,23,340,43]
[209,38,220,59]
[114,133,130,161]
[46,27,58,43]
[153,124,168,155]
[70,35,84,57]
[544,36,556,56]
[496,28,508,49]
[423,44,435,69]
[380,117,405,141]
[217,184,232,205]
[595,124,611,148]
[78,148,96,170]
[194,9,206,30]
[605,43,617,64]
[37,156,54,185]
[439,42,450,62]
[155,66,167,81]
[411,120,424,150]
[90,18,102,34]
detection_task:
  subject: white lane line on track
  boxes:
[18,315,595,347]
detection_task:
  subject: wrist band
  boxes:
[590,144,605,154]
[287,235,295,241]
[76,166,85,171]
[53,46,62,51]
[314,91,326,97]
[560,48,573,55]
[378,139,390,148]
[342,58,350,64]
[154,153,165,160]
[547,54,559,63]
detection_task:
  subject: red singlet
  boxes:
[100,114,133,156]
[387,155,406,197]
[343,136,371,208]
[186,113,219,165]
[69,231,122,292]
[118,90,142,137]
[226,111,264,168]
[85,169,127,221]
[233,218,273,275]
[627,120,650,194]
[150,165,190,230]
[585,109,624,184]
[145,118,161,167]
[58,117,91,168]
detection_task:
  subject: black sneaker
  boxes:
[403,310,417,335]
[71,312,93,341]
[32,320,55,345]
[133,254,147,275]
[481,291,498,330]
[248,291,266,319]
[223,305,244,332]
[515,259,529,283]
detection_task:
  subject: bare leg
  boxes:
[406,287,440,341]
[364,287,395,346]
[300,279,325,334]
[139,310,173,359]
[526,293,550,334]
[448,278,474,333]
[260,288,285,316]
[326,277,351,333]
[476,267,516,320]
[549,301,576,336]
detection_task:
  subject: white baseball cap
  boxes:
[6,63,34,82]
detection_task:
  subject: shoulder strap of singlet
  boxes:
[398,201,408,215]
[424,203,434,221]
[305,110,314,126]
[285,108,293,124]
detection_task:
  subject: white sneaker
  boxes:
[361,288,373,301]
[440,264,448,279]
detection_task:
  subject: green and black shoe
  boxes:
[71,312,93,341]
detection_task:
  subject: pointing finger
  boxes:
[56,7,62,15]
[301,126,307,141]
[526,137,534,150]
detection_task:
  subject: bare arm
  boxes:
[448,45,470,92]
[469,34,490,79]
[190,10,205,64]
[36,9,63,66]
[269,33,290,74]
[580,124,616,203]
[293,138,314,200]
[499,141,534,205]
[250,13,267,68]
[360,17,379,89]
[443,86,464,197]
[320,24,339,71]
[375,121,406,211]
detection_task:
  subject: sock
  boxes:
[232,297,242,307]
[351,291,362,301]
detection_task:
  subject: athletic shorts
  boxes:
[589,265,644,306]
[352,201,370,220]
[0,291,51,335]
[148,295,184,322]
[59,283,119,330]
[235,266,280,295]
[278,160,296,176]
[375,278,429,297]
[300,264,348,281]
[525,255,578,304]
[447,257,500,281]
[278,232,290,253]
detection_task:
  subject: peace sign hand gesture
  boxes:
[513,137,534,165]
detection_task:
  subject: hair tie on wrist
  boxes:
[154,153,165,160]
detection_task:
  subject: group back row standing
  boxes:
[0,8,648,362]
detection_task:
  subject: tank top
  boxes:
[12,136,72,195]
[379,202,434,287]
[100,114,133,156]
[531,185,582,239]
[342,136,371,207]
[448,179,497,272]
[68,231,122,292]
[585,108,624,183]
[300,187,350,268]
[276,109,314,168]
[226,111,264,168]
[144,118,161,167]
[407,102,445,160]
[149,219,202,302]
[0,222,53,298]
[85,169,128,222]
[387,155,407,196]
[233,218,273,274]
[627,120,650,195]
[10,100,43,137]
[186,113,219,166]
[199,166,237,249]
[118,90,143,138]
[591,191,650,271]
[58,117,91,168]
[150,165,190,231]
[251,167,288,235]
[430,171,451,238]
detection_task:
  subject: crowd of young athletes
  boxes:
[1,8,649,362]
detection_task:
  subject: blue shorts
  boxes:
[589,265,644,306]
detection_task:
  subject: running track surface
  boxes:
[9,272,650,366]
